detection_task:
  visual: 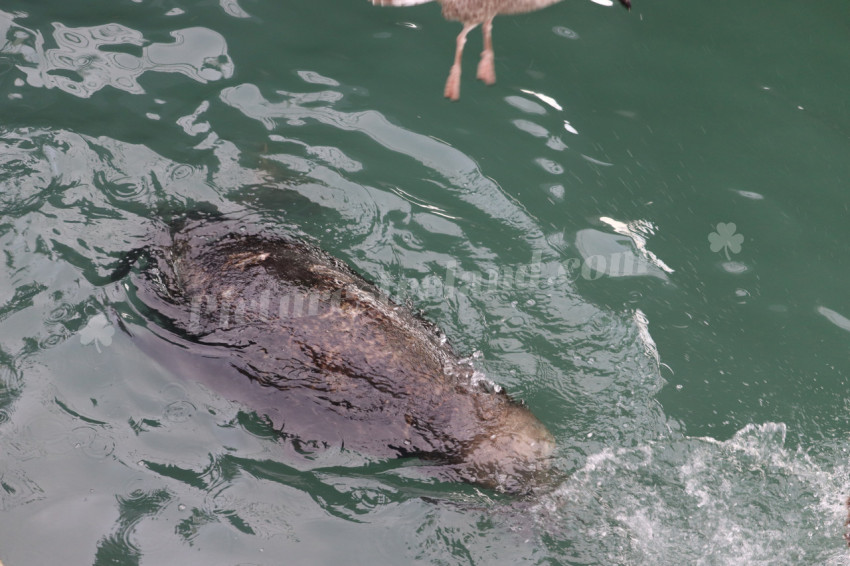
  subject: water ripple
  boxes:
[221,82,545,238]
[552,26,580,40]
[1,13,234,98]
[163,401,196,424]
[0,467,44,511]
[96,174,152,203]
[505,95,547,115]
[537,422,847,566]
[219,0,252,18]
[71,425,116,459]
[45,302,76,324]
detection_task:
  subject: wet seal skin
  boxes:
[126,217,554,493]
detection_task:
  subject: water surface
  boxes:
[2,1,850,564]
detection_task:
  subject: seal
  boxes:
[127,217,554,493]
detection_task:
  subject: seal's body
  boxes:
[133,218,553,492]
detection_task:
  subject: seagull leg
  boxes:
[476,16,496,85]
[444,23,477,101]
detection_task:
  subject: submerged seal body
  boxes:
[131,218,553,492]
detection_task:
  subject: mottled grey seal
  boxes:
[127,217,554,493]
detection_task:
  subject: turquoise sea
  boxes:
[2,1,850,564]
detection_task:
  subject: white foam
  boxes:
[537,422,850,564]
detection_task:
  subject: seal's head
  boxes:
[459,403,556,494]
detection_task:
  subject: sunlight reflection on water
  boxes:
[1,11,233,98]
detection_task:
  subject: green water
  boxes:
[2,0,850,564]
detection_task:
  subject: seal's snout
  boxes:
[464,407,555,493]
[619,0,631,9]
